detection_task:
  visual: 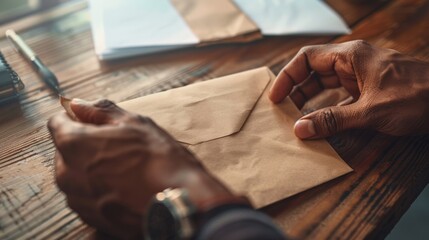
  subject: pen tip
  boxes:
[56,89,64,96]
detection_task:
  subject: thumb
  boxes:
[294,103,368,139]
[70,98,126,125]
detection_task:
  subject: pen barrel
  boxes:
[32,57,61,93]
[6,30,36,60]
[33,57,48,73]
[6,30,61,95]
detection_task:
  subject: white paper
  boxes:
[89,0,198,59]
[89,0,351,60]
[233,0,351,35]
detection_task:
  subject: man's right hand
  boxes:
[269,40,429,139]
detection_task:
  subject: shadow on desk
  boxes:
[0,100,23,123]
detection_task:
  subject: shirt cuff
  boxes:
[194,206,286,240]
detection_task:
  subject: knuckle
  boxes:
[137,114,153,124]
[115,125,149,146]
[117,124,139,137]
[347,40,371,53]
[54,129,86,153]
[316,109,339,135]
[47,115,63,133]
[350,39,370,48]
[137,114,148,121]
[127,113,144,122]
[298,45,316,55]
[345,40,373,67]
[55,131,77,148]
[94,99,116,109]
[117,113,151,126]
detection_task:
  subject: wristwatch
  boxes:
[144,188,196,240]
[144,188,250,240]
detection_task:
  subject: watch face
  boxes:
[146,202,180,240]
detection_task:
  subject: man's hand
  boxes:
[269,40,429,139]
[48,99,233,239]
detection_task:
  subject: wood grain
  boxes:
[0,0,427,239]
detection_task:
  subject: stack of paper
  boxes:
[89,0,350,60]
[89,0,199,60]
[233,0,351,35]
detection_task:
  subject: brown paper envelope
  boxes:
[119,67,352,208]
[171,0,262,44]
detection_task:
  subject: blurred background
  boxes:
[0,0,69,24]
[0,0,427,239]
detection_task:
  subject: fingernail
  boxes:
[294,119,316,139]
[71,98,88,105]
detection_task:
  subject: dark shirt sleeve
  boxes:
[195,206,287,240]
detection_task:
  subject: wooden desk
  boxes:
[0,0,428,239]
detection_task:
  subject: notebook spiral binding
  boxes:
[0,51,24,104]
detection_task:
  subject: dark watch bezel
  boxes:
[144,188,197,240]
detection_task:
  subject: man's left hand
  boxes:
[48,99,233,238]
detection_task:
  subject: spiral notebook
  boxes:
[0,51,24,104]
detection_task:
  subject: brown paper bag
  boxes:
[119,67,352,208]
[171,0,262,44]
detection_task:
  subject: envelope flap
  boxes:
[119,67,271,145]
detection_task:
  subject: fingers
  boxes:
[48,112,88,152]
[270,44,338,103]
[289,72,339,109]
[55,152,93,196]
[48,112,84,136]
[48,113,100,167]
[268,52,309,103]
[294,102,370,139]
[70,99,127,125]
[269,41,365,104]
